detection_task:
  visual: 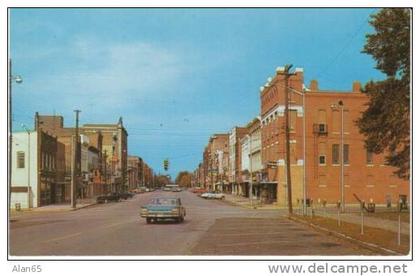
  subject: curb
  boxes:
[224,197,285,210]
[289,216,403,256]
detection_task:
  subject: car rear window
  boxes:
[149,198,177,205]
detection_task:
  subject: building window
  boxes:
[332,110,340,133]
[319,155,326,165]
[318,142,326,166]
[344,144,349,164]
[17,151,25,168]
[332,144,339,164]
[366,150,373,164]
[318,109,327,124]
[289,110,297,131]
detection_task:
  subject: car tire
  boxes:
[104,199,108,204]
[146,218,152,224]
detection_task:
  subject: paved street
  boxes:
[10,191,373,256]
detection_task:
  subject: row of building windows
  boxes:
[262,109,351,133]
[16,152,56,170]
[319,144,374,165]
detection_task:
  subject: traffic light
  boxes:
[163,159,169,171]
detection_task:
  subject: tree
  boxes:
[357,8,410,179]
[175,171,193,187]
[155,174,170,187]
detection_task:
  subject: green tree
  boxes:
[357,8,410,179]
[175,171,192,187]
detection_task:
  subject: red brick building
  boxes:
[202,134,229,191]
[260,67,409,207]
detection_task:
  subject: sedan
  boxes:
[201,192,225,200]
[140,197,186,224]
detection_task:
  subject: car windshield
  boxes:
[149,198,177,206]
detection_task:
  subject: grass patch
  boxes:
[365,211,410,223]
[294,215,410,255]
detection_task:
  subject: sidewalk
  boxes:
[223,194,284,210]
[223,194,410,235]
[10,198,97,220]
[300,206,410,235]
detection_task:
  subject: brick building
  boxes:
[260,67,409,207]
[128,156,142,190]
[229,127,248,195]
[82,117,128,193]
[204,133,229,191]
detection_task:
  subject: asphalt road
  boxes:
[9,191,372,256]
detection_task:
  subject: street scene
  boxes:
[8,8,411,258]
[11,190,376,256]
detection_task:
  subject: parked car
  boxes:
[119,192,135,200]
[201,192,225,200]
[140,197,186,224]
[171,187,182,192]
[96,192,121,203]
[192,188,207,195]
[163,187,172,192]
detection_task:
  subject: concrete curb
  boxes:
[289,216,403,256]
[223,197,285,210]
[10,203,97,219]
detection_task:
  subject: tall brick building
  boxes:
[203,134,229,191]
[82,117,128,192]
[260,67,409,207]
[229,127,248,195]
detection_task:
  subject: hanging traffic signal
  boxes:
[163,159,169,171]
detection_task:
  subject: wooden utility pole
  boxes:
[282,64,294,215]
[103,150,108,194]
[71,109,81,209]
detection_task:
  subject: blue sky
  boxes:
[10,8,384,178]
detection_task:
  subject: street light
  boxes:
[21,124,31,209]
[331,100,345,212]
[8,58,23,211]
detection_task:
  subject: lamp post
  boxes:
[331,100,345,212]
[248,134,253,207]
[21,124,31,209]
[8,58,23,210]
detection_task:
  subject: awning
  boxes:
[260,181,278,185]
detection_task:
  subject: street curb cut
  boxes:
[289,216,403,256]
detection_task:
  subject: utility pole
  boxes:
[71,109,81,209]
[103,150,108,194]
[339,100,345,212]
[281,64,294,215]
[249,134,253,207]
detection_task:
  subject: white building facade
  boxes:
[11,131,39,209]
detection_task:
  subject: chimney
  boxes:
[35,112,39,130]
[310,80,318,91]
[352,81,361,93]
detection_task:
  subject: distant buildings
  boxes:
[10,113,154,209]
[202,134,229,191]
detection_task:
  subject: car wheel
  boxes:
[104,199,108,204]
[146,218,152,224]
[180,216,184,223]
